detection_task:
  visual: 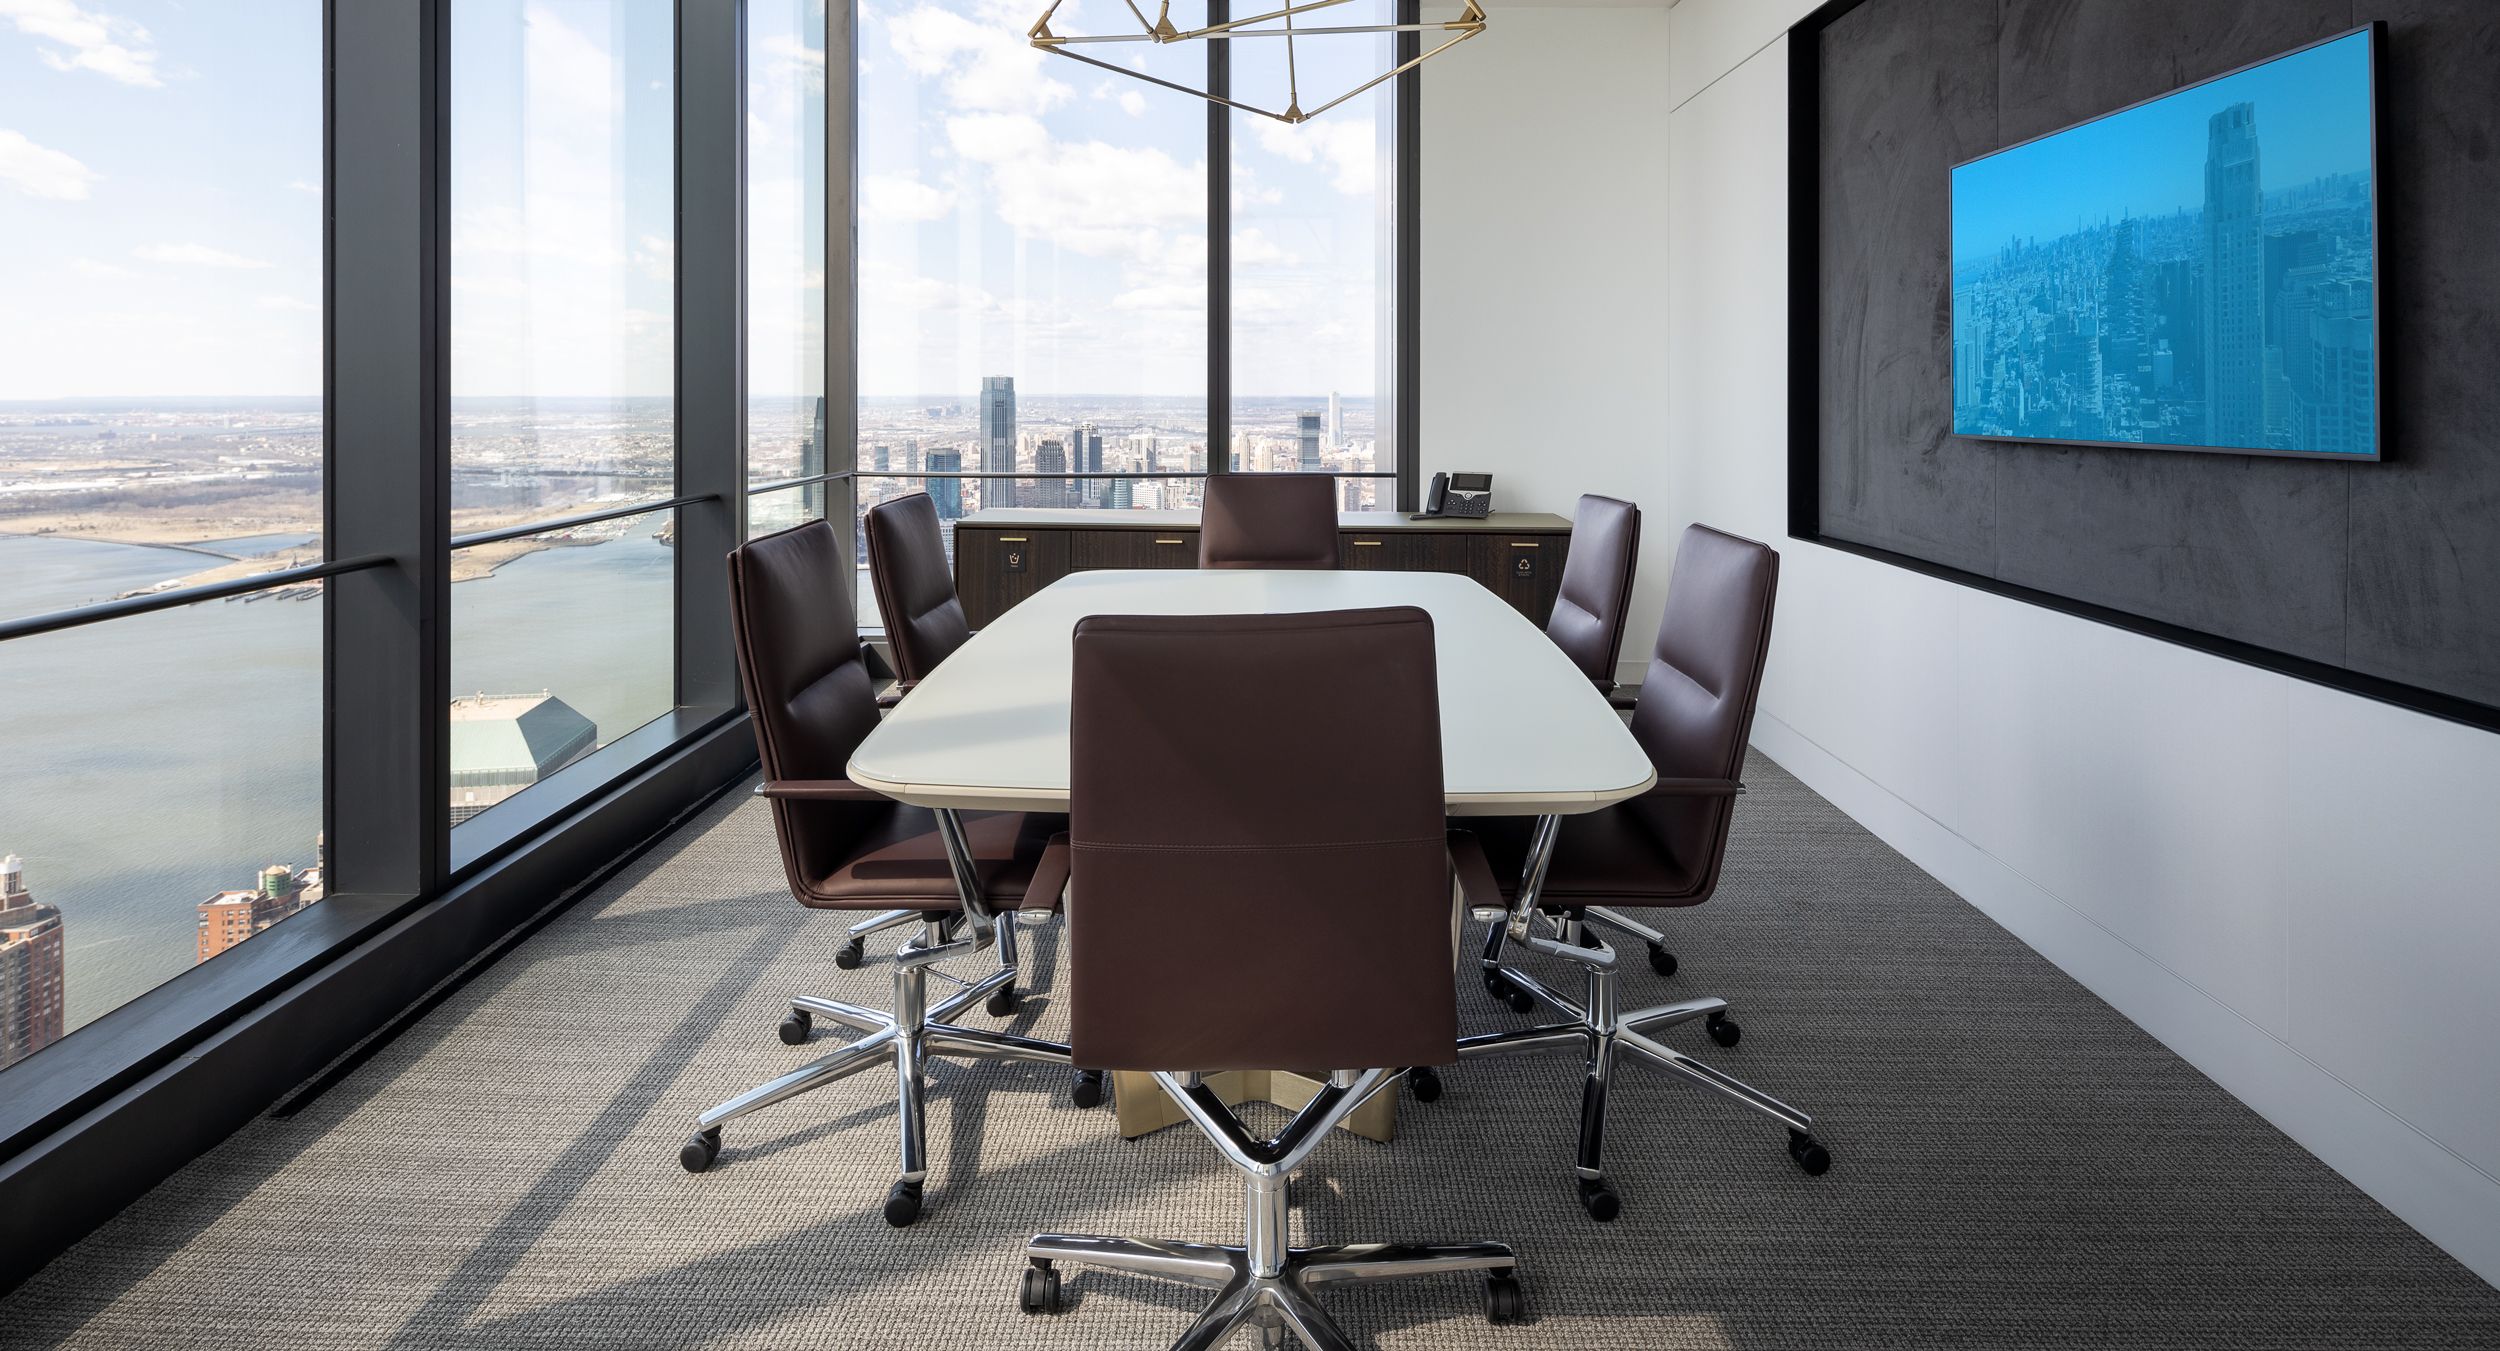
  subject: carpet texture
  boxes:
[6,751,2497,1349]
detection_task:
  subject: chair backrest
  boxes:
[1067,608,1455,1072]
[1198,474,1340,570]
[1546,493,1642,687]
[727,520,885,894]
[864,492,971,685]
[1623,524,1779,902]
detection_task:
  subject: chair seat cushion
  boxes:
[1468,804,1705,907]
[796,805,1068,911]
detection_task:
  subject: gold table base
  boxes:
[1110,1069,1398,1142]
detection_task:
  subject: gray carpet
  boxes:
[6,751,2497,1349]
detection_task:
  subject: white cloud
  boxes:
[884,2,1071,115]
[1118,91,1145,117]
[68,256,135,279]
[862,172,956,223]
[134,242,274,270]
[256,295,318,313]
[1231,227,1293,268]
[1251,117,1377,196]
[287,179,321,195]
[0,126,99,199]
[946,113,1201,260]
[1,0,163,87]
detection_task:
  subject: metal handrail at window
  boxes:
[448,492,721,552]
[0,553,394,645]
[752,469,1397,495]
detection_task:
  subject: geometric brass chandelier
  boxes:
[1027,0,1486,124]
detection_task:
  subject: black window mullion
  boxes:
[1207,0,1231,472]
[676,0,746,713]
[327,0,452,900]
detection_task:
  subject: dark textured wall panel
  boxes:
[1816,0,2000,574]
[1812,0,2500,716]
[1987,0,2359,665]
[2344,0,2500,707]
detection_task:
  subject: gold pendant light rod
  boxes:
[1028,0,1485,125]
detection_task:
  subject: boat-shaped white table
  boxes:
[848,568,1656,1137]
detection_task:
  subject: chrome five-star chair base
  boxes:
[1468,831,1831,1222]
[1020,1069,1524,1350]
[679,902,1098,1228]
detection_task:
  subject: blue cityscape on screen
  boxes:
[1951,30,2377,458]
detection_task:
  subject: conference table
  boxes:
[847,568,1656,1137]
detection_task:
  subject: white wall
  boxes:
[1420,2,1674,671]
[1427,0,2500,1286]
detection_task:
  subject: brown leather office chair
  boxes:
[1452,524,1831,1221]
[864,491,970,691]
[677,519,1096,1228]
[1018,607,1526,1345]
[1546,493,1642,704]
[1198,473,1340,569]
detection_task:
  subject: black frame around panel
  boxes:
[1785,0,2500,738]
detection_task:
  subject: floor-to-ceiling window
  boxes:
[1229,0,1399,509]
[448,0,678,827]
[0,2,325,1063]
[746,0,831,543]
[848,0,1405,620]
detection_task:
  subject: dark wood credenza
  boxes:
[952,509,1575,629]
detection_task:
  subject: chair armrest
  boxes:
[1446,830,1507,913]
[1639,777,1744,799]
[1019,833,1072,913]
[754,778,891,802]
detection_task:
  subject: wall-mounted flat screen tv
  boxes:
[1950,26,2380,460]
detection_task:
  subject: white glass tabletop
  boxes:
[848,569,1655,817]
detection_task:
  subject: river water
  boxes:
[0,519,675,1032]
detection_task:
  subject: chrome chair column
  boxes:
[1459,812,1831,1220]
[1022,1068,1522,1349]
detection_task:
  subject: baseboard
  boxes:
[1748,710,2500,1290]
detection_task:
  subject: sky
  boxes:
[0,0,1399,403]
[1952,29,2373,267]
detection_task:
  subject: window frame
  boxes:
[0,0,1417,1283]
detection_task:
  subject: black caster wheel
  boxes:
[1647,942,1678,978]
[1019,1261,1063,1315]
[1706,1012,1741,1048]
[1484,1272,1526,1324]
[1407,1066,1444,1103]
[1070,1069,1106,1109]
[1577,1175,1621,1222]
[1505,986,1537,1015]
[777,1010,812,1045]
[1788,1130,1832,1176]
[678,1127,721,1174]
[883,1177,925,1227]
[985,981,1021,1017]
[834,937,866,970]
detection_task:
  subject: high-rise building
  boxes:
[1071,422,1104,504]
[979,376,1017,510]
[872,444,890,473]
[195,854,328,964]
[2201,103,2264,448]
[1327,392,1341,448]
[1032,438,1072,508]
[0,854,66,1070]
[1297,412,1323,471]
[926,449,964,519]
[805,395,828,521]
